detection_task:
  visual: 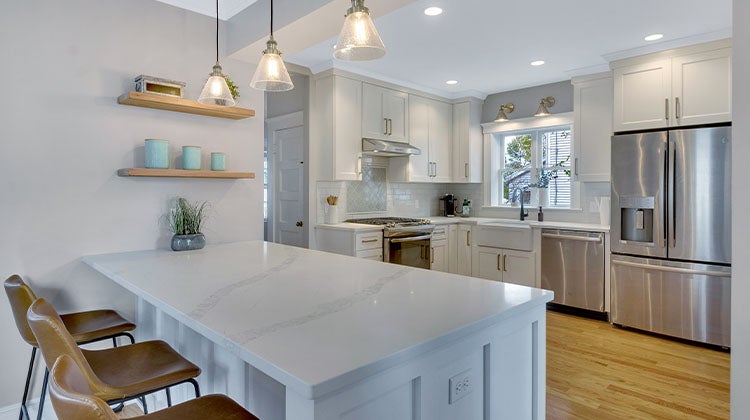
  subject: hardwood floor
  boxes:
[547,311,730,419]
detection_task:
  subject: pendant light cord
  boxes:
[215,0,219,63]
[270,0,274,37]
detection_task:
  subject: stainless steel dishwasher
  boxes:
[541,229,605,312]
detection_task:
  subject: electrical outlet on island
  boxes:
[448,369,473,404]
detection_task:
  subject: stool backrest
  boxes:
[4,275,39,346]
[49,354,118,420]
[27,298,113,396]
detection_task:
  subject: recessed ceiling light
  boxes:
[424,7,443,16]
[644,33,664,42]
[445,80,458,85]
[530,60,545,66]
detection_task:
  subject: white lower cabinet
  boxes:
[455,224,473,276]
[473,246,536,287]
[431,225,449,272]
[315,227,383,261]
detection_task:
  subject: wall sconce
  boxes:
[494,103,515,122]
[535,97,555,117]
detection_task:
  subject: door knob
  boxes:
[296,221,304,227]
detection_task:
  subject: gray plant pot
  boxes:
[171,233,206,251]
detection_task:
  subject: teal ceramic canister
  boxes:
[211,152,226,171]
[182,146,202,170]
[144,139,170,169]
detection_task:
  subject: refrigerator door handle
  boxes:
[669,143,676,248]
[611,259,731,277]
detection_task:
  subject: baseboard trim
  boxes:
[0,398,55,420]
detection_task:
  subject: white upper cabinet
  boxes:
[452,100,483,183]
[672,48,732,126]
[573,73,613,182]
[314,74,363,181]
[362,83,409,142]
[393,95,453,182]
[613,59,671,132]
[612,40,732,132]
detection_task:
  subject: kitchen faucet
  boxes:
[513,187,529,221]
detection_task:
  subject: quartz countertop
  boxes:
[317,217,610,232]
[83,241,552,399]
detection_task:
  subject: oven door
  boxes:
[385,235,432,269]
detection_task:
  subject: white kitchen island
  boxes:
[83,241,552,420]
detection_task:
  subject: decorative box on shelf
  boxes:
[134,75,186,98]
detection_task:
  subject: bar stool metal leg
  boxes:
[18,347,36,420]
[166,387,172,407]
[36,368,49,420]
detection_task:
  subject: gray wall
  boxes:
[481,80,574,123]
[733,0,749,417]
[0,0,264,407]
[266,72,310,119]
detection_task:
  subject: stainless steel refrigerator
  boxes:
[610,125,731,347]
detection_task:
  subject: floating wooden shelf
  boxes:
[118,168,255,179]
[117,92,255,120]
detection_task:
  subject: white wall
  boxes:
[732,0,748,417]
[0,0,264,408]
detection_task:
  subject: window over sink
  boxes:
[484,113,578,209]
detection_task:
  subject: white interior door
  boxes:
[269,112,306,248]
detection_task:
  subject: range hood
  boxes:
[362,138,421,157]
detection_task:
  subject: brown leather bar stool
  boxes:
[48,354,259,420]
[4,274,136,420]
[27,298,202,416]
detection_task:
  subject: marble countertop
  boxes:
[317,217,610,232]
[83,241,552,399]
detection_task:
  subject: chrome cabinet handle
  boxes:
[665,98,670,120]
[675,97,681,120]
[390,234,432,243]
[541,233,602,243]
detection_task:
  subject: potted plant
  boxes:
[168,197,208,251]
[529,157,571,208]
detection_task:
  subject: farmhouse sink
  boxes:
[475,220,533,251]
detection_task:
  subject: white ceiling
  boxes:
[154,0,258,20]
[285,0,732,98]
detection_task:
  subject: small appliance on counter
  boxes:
[440,194,456,217]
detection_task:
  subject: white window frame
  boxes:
[481,112,579,210]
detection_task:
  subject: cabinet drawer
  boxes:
[432,226,448,240]
[356,233,383,251]
[357,248,383,261]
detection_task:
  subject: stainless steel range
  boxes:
[346,217,435,269]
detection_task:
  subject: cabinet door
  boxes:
[452,101,483,183]
[408,95,432,182]
[383,90,409,142]
[573,75,613,182]
[672,48,732,126]
[430,99,453,182]
[448,225,459,274]
[474,246,503,281]
[613,59,671,132]
[457,225,472,276]
[362,83,409,142]
[502,250,536,288]
[431,240,449,272]
[334,76,364,180]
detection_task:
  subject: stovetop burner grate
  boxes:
[345,217,431,226]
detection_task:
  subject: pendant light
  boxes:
[250,0,294,92]
[198,0,236,107]
[333,0,386,61]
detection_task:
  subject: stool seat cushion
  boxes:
[61,310,135,344]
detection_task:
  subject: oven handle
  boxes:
[389,234,432,243]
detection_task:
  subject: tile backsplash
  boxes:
[347,167,387,213]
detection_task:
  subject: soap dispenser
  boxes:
[537,206,544,222]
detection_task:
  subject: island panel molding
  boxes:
[117,168,255,179]
[83,241,552,420]
[118,91,255,119]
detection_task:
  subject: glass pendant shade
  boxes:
[250,38,294,92]
[334,3,386,61]
[199,64,235,107]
